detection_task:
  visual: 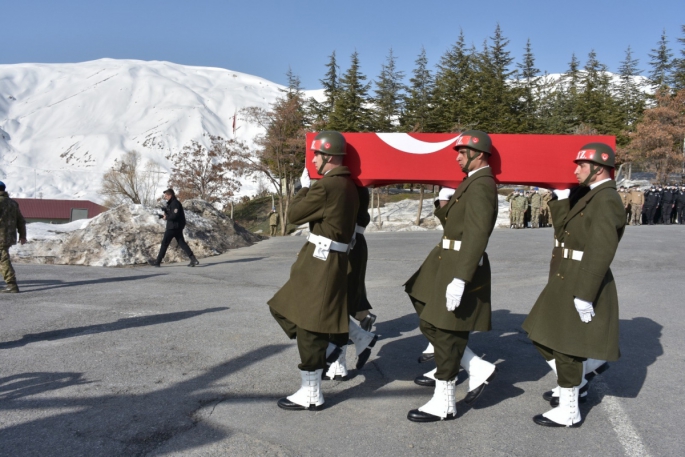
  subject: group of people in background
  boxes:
[618,185,685,226]
[506,188,553,229]
[507,183,685,229]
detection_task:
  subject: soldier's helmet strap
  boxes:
[580,163,603,187]
[317,154,331,175]
[460,148,482,174]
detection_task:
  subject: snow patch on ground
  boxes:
[291,196,512,235]
[13,199,260,266]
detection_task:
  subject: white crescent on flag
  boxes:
[375,133,459,154]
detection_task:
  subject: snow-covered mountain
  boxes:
[0,59,321,203]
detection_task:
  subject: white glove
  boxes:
[553,189,570,200]
[445,278,465,312]
[574,297,595,323]
[300,168,311,188]
[438,187,456,201]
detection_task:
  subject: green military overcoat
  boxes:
[347,186,372,315]
[0,191,27,248]
[523,181,625,361]
[268,166,359,334]
[404,167,498,332]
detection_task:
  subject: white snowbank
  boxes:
[0,59,322,203]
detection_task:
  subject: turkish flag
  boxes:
[305,132,616,189]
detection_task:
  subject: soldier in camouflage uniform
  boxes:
[0,181,28,293]
[269,208,279,236]
[530,188,543,228]
[541,190,553,227]
[514,191,528,228]
[505,191,516,228]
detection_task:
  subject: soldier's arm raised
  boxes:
[288,182,326,226]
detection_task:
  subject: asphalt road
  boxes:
[1,226,683,457]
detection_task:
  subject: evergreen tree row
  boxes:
[305,24,685,147]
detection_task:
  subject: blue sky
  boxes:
[1,0,683,90]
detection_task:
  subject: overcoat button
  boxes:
[438,256,442,260]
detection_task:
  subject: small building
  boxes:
[13,198,107,224]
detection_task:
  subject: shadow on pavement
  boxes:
[206,257,267,266]
[17,274,166,293]
[333,309,663,417]
[0,307,229,350]
[0,372,93,401]
[0,344,290,456]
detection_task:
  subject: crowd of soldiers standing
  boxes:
[506,188,554,229]
[507,184,685,228]
[618,184,685,226]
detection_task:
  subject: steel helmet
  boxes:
[310,131,346,156]
[453,130,492,155]
[574,142,615,168]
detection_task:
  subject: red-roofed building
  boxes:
[13,199,108,224]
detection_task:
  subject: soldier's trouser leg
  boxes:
[517,210,525,228]
[532,208,540,227]
[678,205,685,224]
[270,225,276,236]
[1,247,17,284]
[270,308,346,370]
[533,342,584,388]
[270,308,330,371]
[646,206,657,224]
[419,318,469,381]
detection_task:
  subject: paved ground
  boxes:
[1,226,683,457]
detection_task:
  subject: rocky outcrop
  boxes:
[12,200,260,266]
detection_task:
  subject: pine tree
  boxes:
[616,46,646,137]
[516,38,541,132]
[554,53,583,132]
[328,51,373,132]
[372,49,406,132]
[400,47,435,132]
[471,24,522,132]
[648,30,674,91]
[431,30,477,132]
[577,50,622,135]
[308,51,339,128]
[672,25,685,91]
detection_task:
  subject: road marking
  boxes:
[596,379,651,457]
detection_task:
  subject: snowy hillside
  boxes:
[0,59,321,203]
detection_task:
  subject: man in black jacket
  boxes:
[643,186,660,225]
[149,189,199,267]
[676,186,685,224]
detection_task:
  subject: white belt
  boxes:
[562,248,583,261]
[442,239,462,250]
[554,239,565,248]
[307,233,350,260]
[441,238,483,266]
[355,225,366,234]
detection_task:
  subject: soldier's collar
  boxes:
[468,165,490,177]
[321,166,351,178]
